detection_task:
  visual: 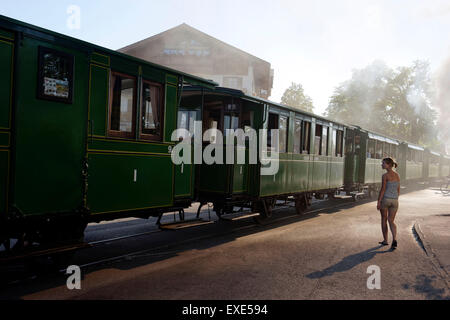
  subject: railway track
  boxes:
[1,196,370,287]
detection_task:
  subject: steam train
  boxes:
[0,15,448,253]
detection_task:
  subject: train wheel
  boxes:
[254,199,274,224]
[295,195,307,215]
[315,193,325,200]
[328,191,336,200]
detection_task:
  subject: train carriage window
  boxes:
[384,142,391,158]
[391,145,397,159]
[109,72,136,138]
[293,119,302,154]
[417,151,423,162]
[302,121,311,154]
[279,115,288,153]
[177,110,197,140]
[345,131,353,154]
[336,130,344,157]
[322,126,329,156]
[354,135,361,151]
[367,139,375,159]
[267,113,279,151]
[267,113,288,153]
[331,129,337,157]
[375,141,383,159]
[37,47,74,103]
[141,80,163,141]
[314,124,322,155]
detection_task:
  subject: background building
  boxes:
[119,23,274,99]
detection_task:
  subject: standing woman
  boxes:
[377,157,400,250]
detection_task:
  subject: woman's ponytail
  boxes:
[383,157,398,169]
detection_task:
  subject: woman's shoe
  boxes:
[391,240,398,250]
[379,241,389,246]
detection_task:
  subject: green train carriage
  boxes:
[424,150,443,181]
[343,126,400,196]
[0,15,216,249]
[443,155,450,178]
[397,142,426,183]
[181,87,347,219]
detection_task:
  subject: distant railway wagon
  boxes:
[425,150,442,180]
[398,142,425,182]
[443,156,450,177]
[180,87,347,218]
[343,126,400,197]
[0,15,216,248]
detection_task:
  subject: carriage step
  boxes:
[159,219,214,230]
[333,195,353,199]
[221,212,261,221]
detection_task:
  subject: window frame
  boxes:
[37,46,75,104]
[293,119,302,154]
[279,115,289,154]
[314,124,323,155]
[302,121,311,154]
[108,71,137,139]
[335,129,344,157]
[140,79,164,142]
[322,126,329,156]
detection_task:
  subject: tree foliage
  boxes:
[324,60,440,151]
[281,82,314,113]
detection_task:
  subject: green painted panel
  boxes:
[88,138,173,155]
[232,163,248,193]
[0,131,9,147]
[329,158,345,188]
[174,143,193,199]
[91,52,110,66]
[0,28,14,41]
[232,146,248,193]
[166,74,178,86]
[365,159,384,184]
[0,39,13,129]
[89,65,109,136]
[429,164,439,178]
[13,38,88,215]
[87,153,173,214]
[142,64,166,83]
[442,165,450,177]
[0,149,8,214]
[164,84,178,143]
[311,155,329,190]
[174,162,193,198]
[199,163,229,194]
[406,161,423,180]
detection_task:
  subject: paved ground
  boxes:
[1,187,449,300]
[414,214,450,284]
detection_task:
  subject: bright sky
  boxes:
[2,0,450,116]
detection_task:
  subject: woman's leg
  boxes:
[380,208,388,242]
[388,207,398,242]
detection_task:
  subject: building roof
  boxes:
[118,23,270,65]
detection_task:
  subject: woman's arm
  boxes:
[377,174,387,209]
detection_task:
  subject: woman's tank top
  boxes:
[384,181,399,199]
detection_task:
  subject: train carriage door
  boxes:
[0,30,14,217]
[174,108,199,199]
[11,38,88,216]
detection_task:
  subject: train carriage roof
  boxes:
[429,150,441,156]
[0,14,218,89]
[184,86,350,129]
[407,143,425,151]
